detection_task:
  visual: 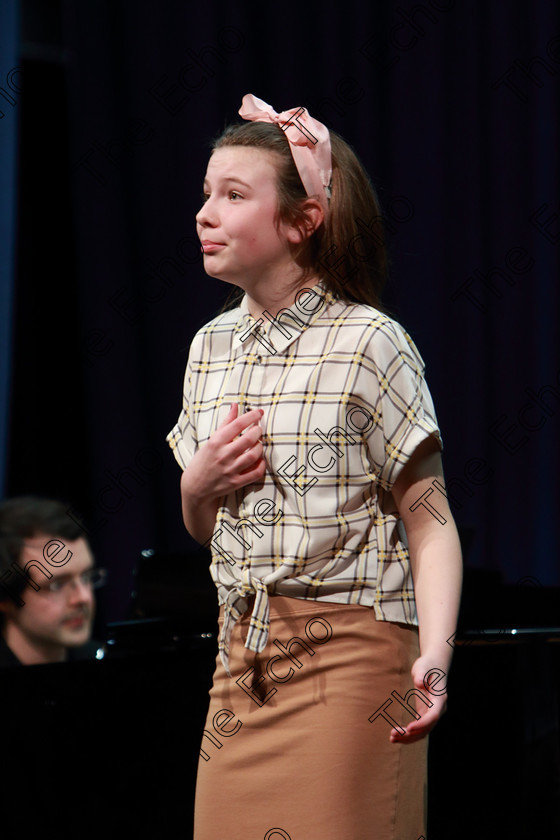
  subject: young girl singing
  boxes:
[167,93,462,840]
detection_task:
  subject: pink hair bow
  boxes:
[238,93,332,213]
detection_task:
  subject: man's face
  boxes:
[2,535,96,654]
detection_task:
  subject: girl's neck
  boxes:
[244,274,322,319]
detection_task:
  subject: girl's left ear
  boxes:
[286,198,325,244]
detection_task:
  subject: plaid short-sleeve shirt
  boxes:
[167,283,442,674]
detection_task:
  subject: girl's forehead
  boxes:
[205,146,279,181]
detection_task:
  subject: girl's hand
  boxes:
[389,654,448,744]
[181,403,266,505]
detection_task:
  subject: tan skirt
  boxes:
[194,596,427,840]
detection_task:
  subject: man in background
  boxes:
[0,496,103,665]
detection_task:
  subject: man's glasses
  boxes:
[36,568,107,596]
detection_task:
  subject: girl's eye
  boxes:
[200,190,242,204]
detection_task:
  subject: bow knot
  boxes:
[239,93,332,211]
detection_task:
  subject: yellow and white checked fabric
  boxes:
[167,282,442,675]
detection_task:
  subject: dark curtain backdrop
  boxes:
[7,0,560,622]
[0,0,20,499]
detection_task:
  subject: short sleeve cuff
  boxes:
[379,424,443,491]
[166,425,190,471]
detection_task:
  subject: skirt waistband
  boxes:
[219,593,371,623]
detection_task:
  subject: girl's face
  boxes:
[196,146,300,289]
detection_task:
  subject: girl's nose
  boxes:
[196,197,217,227]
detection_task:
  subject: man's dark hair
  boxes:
[0,496,87,605]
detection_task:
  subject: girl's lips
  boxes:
[201,241,225,253]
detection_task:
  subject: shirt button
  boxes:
[257,355,262,363]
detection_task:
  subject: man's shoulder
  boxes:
[0,635,22,668]
[0,635,103,667]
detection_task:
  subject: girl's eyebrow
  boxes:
[203,176,252,189]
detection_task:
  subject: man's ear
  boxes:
[286,198,325,244]
[0,597,17,618]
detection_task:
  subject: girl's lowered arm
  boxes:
[390,435,463,742]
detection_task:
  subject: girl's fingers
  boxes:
[236,456,267,482]
[216,406,263,443]
[236,443,264,474]
[229,424,262,457]
[388,695,446,743]
[217,403,238,428]
[194,406,265,496]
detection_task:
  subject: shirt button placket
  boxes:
[251,352,266,402]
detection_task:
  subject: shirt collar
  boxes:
[234,280,336,355]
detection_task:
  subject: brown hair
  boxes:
[210,120,390,312]
[0,496,87,608]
